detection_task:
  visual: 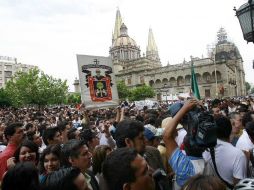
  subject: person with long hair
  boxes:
[2,162,40,190]
[39,144,61,183]
[92,145,112,190]
[7,140,39,168]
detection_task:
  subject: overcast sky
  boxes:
[0,0,253,91]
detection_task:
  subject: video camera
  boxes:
[169,102,217,148]
[187,106,217,148]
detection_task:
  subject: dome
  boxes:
[113,36,138,47]
[110,22,141,61]
[112,23,139,48]
[214,28,242,61]
[215,41,242,61]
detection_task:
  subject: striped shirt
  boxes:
[169,148,205,188]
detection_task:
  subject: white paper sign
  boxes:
[77,55,119,109]
[134,100,159,110]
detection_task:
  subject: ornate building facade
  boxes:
[110,9,246,99]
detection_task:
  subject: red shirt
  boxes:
[0,143,17,181]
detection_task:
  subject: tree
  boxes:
[117,81,129,100]
[246,82,251,93]
[5,68,68,107]
[251,87,254,94]
[0,88,11,107]
[129,85,155,101]
[66,92,81,105]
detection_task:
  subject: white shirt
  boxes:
[175,128,187,147]
[228,106,237,114]
[0,145,6,153]
[99,133,116,149]
[72,119,82,128]
[203,139,247,185]
[236,130,254,152]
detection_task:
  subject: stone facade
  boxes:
[110,11,246,99]
[75,10,246,99]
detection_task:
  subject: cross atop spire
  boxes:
[112,8,122,43]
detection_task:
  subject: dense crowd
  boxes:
[0,96,254,190]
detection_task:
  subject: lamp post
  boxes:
[157,89,162,101]
[164,84,168,105]
[234,0,254,43]
[213,52,218,98]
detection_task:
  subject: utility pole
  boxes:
[213,48,218,98]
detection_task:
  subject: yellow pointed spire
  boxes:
[146,28,159,61]
[147,28,158,52]
[113,8,122,43]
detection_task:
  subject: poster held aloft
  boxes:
[77,55,119,109]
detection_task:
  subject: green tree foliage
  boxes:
[246,82,251,93]
[117,81,129,100]
[5,68,68,107]
[0,88,11,107]
[66,92,81,105]
[251,87,254,94]
[129,85,155,101]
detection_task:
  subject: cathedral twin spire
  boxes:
[112,9,159,61]
[147,28,158,52]
[112,8,122,43]
[146,28,160,61]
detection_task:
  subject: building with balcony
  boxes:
[0,56,37,88]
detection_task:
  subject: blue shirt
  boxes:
[169,148,201,186]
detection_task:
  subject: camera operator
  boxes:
[163,99,206,190]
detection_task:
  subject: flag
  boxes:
[191,63,201,100]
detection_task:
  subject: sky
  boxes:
[0,0,253,91]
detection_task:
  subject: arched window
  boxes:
[177,76,184,86]
[195,73,201,83]
[169,77,176,87]
[212,71,222,81]
[185,75,191,84]
[203,72,211,82]
[128,77,132,85]
[149,80,154,87]
[140,76,145,84]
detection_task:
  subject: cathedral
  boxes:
[75,9,246,100]
[110,9,246,99]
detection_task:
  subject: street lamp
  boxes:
[164,84,168,105]
[234,0,254,43]
[212,49,218,97]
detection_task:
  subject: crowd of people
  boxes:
[0,96,254,190]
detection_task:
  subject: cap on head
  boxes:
[168,102,184,117]
[144,124,164,141]
[144,127,155,141]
